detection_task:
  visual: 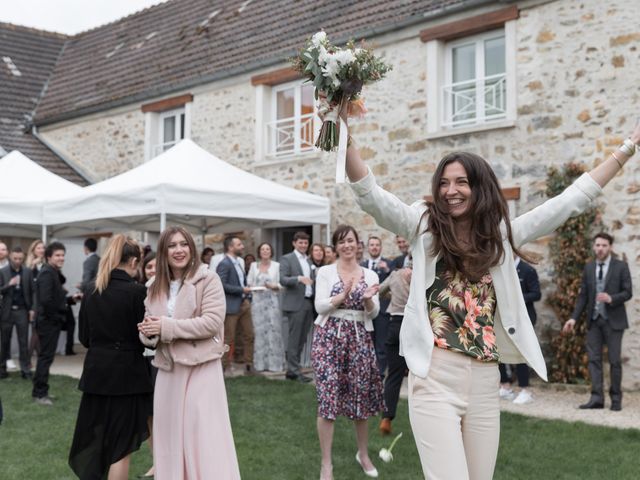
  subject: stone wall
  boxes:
[38,0,640,388]
[40,109,145,181]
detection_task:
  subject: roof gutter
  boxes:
[35,0,515,126]
[31,125,93,183]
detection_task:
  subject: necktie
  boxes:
[598,263,604,281]
[371,260,377,270]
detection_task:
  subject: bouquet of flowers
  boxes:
[291,31,392,182]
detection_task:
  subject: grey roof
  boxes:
[34,0,476,125]
[0,23,87,184]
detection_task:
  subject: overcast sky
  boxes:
[0,0,168,34]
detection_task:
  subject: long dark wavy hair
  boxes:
[423,152,528,280]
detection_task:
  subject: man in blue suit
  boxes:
[217,235,254,374]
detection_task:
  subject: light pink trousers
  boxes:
[408,347,501,480]
[154,359,241,480]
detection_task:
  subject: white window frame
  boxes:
[254,78,321,164]
[144,101,192,161]
[426,21,516,138]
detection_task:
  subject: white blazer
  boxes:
[246,261,281,288]
[314,263,380,331]
[350,168,603,381]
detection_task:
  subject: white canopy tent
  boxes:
[44,140,331,237]
[0,151,83,238]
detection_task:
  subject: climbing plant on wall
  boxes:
[546,162,602,383]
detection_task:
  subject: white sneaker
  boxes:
[513,390,533,405]
[499,387,514,400]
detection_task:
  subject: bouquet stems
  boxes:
[315,96,347,152]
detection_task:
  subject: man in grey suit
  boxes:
[217,235,254,374]
[79,238,100,293]
[0,246,35,379]
[564,233,632,411]
[280,231,314,383]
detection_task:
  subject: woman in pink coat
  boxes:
[139,226,240,480]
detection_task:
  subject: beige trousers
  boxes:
[408,347,501,480]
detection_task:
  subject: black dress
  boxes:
[68,269,153,480]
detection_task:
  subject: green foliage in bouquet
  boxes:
[291,31,392,151]
[545,162,602,383]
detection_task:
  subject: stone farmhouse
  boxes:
[1,0,639,387]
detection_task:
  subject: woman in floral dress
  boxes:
[312,224,382,480]
[246,242,285,372]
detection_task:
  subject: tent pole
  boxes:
[160,212,166,232]
[325,217,331,245]
[42,224,47,243]
[201,218,207,248]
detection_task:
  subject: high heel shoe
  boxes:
[355,452,379,478]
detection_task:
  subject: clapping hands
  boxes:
[363,284,380,300]
[138,315,161,337]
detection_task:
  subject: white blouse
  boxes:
[246,261,281,288]
[167,279,182,318]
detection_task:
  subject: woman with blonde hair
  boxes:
[26,239,46,363]
[139,226,240,480]
[26,239,45,272]
[69,235,152,480]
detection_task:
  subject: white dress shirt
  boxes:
[595,255,611,282]
[294,249,313,297]
[227,254,246,288]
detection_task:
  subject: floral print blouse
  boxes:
[426,259,499,362]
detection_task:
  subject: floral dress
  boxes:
[311,276,384,420]
[426,259,499,362]
[250,271,285,372]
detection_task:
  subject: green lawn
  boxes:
[1,374,638,479]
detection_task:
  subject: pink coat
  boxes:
[140,265,228,371]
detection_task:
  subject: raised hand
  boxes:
[631,117,640,145]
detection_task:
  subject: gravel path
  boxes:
[498,382,640,430]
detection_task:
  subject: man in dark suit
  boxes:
[360,236,393,376]
[0,246,35,379]
[563,233,632,411]
[280,231,314,382]
[217,235,254,374]
[499,256,541,404]
[391,235,410,270]
[32,242,76,405]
